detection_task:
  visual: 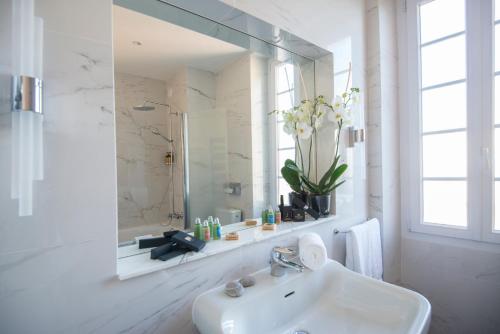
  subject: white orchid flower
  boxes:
[283,121,296,135]
[296,122,313,140]
[332,95,344,111]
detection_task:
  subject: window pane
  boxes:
[496,0,500,21]
[421,35,466,88]
[278,149,295,170]
[423,180,467,227]
[278,124,295,148]
[495,182,500,231]
[420,0,465,44]
[334,72,350,96]
[277,91,294,111]
[495,128,500,177]
[277,64,294,93]
[423,132,467,177]
[495,25,500,72]
[278,178,293,201]
[422,83,466,132]
[495,76,500,124]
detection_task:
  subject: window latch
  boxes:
[482,147,491,170]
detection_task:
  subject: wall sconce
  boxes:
[347,126,365,148]
[10,0,44,216]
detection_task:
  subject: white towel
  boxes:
[299,233,327,271]
[345,218,383,280]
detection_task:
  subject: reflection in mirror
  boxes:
[113,1,317,245]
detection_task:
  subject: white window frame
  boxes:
[268,61,298,207]
[402,0,500,243]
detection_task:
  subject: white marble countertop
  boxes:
[117,215,356,280]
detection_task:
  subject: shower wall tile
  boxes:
[216,54,254,220]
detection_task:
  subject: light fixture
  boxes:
[10,0,44,216]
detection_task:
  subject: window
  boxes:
[404,0,500,243]
[275,63,296,203]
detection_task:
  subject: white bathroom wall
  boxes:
[396,1,500,333]
[365,0,401,283]
[0,0,367,333]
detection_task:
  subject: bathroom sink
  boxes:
[192,260,431,334]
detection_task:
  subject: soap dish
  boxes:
[225,232,239,240]
[245,220,258,226]
[262,223,276,231]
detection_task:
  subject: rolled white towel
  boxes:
[299,233,327,271]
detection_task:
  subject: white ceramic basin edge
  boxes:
[193,259,431,334]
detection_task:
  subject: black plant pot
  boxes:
[309,194,332,217]
[289,192,309,208]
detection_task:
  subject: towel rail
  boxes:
[333,228,350,234]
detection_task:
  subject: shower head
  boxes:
[133,103,155,111]
[133,100,171,112]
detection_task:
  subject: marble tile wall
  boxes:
[115,72,183,242]
[216,54,256,220]
[0,0,367,333]
[365,0,401,283]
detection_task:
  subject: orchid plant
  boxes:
[273,87,360,196]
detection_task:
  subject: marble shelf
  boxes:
[117,215,351,280]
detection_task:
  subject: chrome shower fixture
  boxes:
[133,100,168,111]
[133,100,181,115]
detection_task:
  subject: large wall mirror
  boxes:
[114,0,330,245]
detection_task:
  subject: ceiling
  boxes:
[113,5,247,81]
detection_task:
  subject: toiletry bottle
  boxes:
[207,216,214,239]
[213,218,222,240]
[279,195,284,214]
[261,209,268,224]
[194,217,202,239]
[275,209,281,224]
[267,205,275,224]
[203,220,211,241]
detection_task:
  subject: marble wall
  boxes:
[365,0,401,283]
[216,54,254,219]
[0,0,367,333]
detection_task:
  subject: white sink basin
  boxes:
[192,259,431,334]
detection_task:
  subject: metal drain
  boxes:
[293,331,309,334]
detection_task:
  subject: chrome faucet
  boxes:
[270,246,304,277]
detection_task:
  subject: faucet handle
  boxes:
[272,247,295,255]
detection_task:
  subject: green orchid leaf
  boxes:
[281,165,302,193]
[326,180,346,194]
[284,159,303,174]
[300,176,320,194]
[318,156,340,188]
[324,164,348,190]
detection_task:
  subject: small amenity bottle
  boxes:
[275,209,281,224]
[261,209,268,224]
[213,218,222,240]
[207,216,214,239]
[267,205,275,224]
[194,217,202,239]
[203,220,211,241]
